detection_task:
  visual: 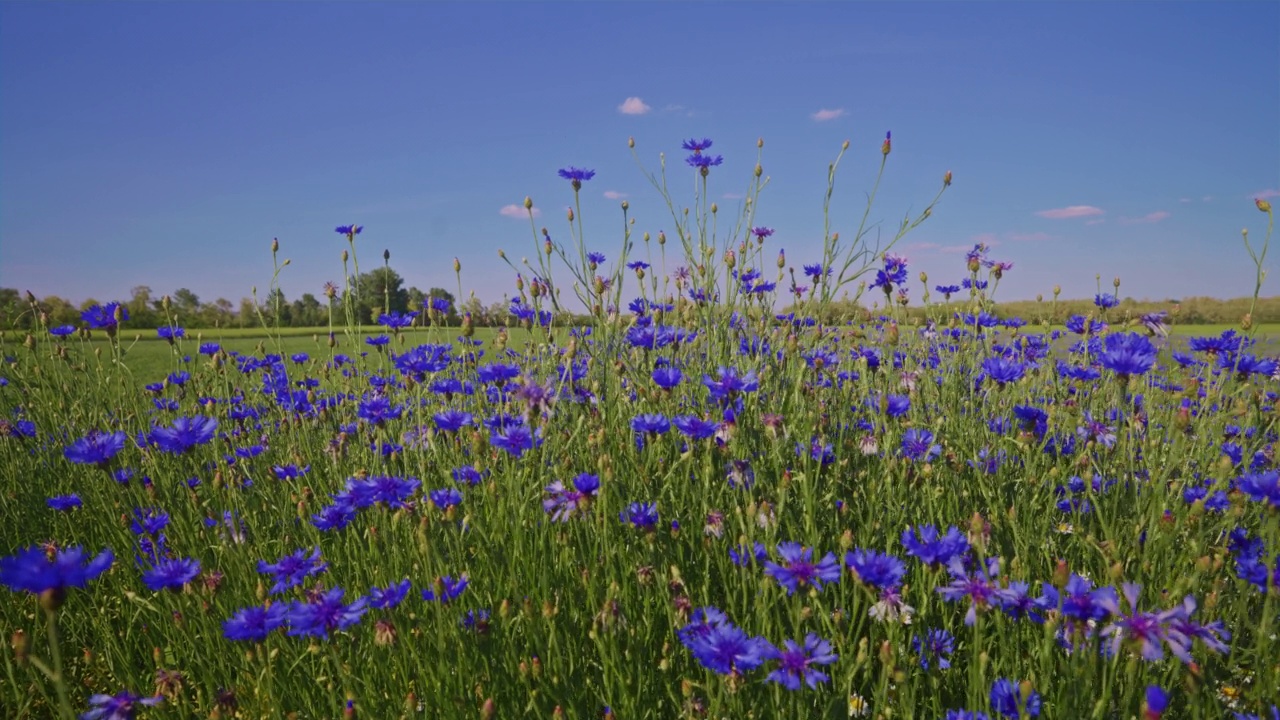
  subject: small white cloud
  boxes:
[618,97,652,115]
[1118,211,1170,225]
[1202,195,1213,203]
[499,204,540,219]
[1035,205,1104,220]
[603,190,628,200]
[811,108,846,122]
[1085,218,1105,226]
[1253,189,1280,200]
[1179,197,1193,204]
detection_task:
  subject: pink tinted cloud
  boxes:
[1035,205,1104,219]
[1118,211,1170,225]
[1085,219,1105,226]
[617,97,652,115]
[1254,189,1280,200]
[499,204,540,219]
[602,190,628,200]
[811,108,846,122]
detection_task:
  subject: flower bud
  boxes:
[271,237,279,253]
[621,200,629,211]
[944,170,952,186]
[777,250,786,269]
[710,203,717,214]
[657,231,666,246]
[628,136,635,148]
[566,207,574,222]
[383,249,390,262]
[523,196,533,210]
[881,131,891,156]
[1257,198,1272,213]
[754,163,763,177]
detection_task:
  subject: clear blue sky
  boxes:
[1,1,1277,311]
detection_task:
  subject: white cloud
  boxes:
[499,204,540,219]
[1118,211,1170,225]
[618,97,652,115]
[1253,188,1280,200]
[1035,205,1104,220]
[603,190,628,200]
[811,108,846,122]
[1179,198,1193,204]
[1085,218,1105,226]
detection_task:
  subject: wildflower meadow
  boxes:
[2,135,1279,720]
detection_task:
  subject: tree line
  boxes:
[0,266,560,332]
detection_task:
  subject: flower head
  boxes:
[764,543,842,595]
[764,634,837,690]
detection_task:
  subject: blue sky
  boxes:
[1,1,1277,311]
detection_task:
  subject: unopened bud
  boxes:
[454,257,461,273]
[480,698,496,720]
[271,237,279,253]
[657,231,666,246]
[1257,198,1273,213]
[944,170,952,186]
[777,250,786,269]
[881,131,891,156]
[523,197,533,210]
[566,207,574,222]
[628,136,635,148]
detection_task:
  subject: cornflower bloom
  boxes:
[1096,583,1179,661]
[543,473,600,522]
[256,547,327,595]
[81,690,163,720]
[937,556,1002,626]
[286,588,368,639]
[763,543,841,595]
[620,502,659,530]
[990,678,1042,718]
[421,575,469,603]
[368,579,411,609]
[900,428,941,462]
[846,549,906,591]
[764,634,837,690]
[913,628,956,669]
[141,558,201,592]
[147,416,217,454]
[64,430,127,467]
[0,546,114,606]
[902,525,970,568]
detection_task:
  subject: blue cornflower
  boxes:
[429,488,463,509]
[286,587,368,639]
[702,366,759,403]
[50,325,76,337]
[729,542,767,566]
[461,608,491,633]
[627,260,650,271]
[1094,293,1120,310]
[198,342,220,355]
[422,575,469,603]
[846,548,906,591]
[81,302,128,330]
[147,416,217,454]
[129,508,170,537]
[620,501,659,530]
[257,547,327,595]
[156,326,184,341]
[764,634,837,690]
[378,311,418,330]
[673,416,719,440]
[47,494,82,511]
[1145,686,1170,718]
[937,556,1002,626]
[900,428,941,462]
[586,251,606,266]
[990,678,1041,718]
[336,225,363,236]
[1096,583,1179,661]
[223,604,288,642]
[652,366,683,389]
[311,502,357,532]
[365,335,391,348]
[543,473,600,522]
[0,546,114,598]
[764,543,842,595]
[944,712,992,720]
[1065,315,1106,335]
[452,465,485,485]
[1098,332,1157,377]
[141,558,201,592]
[81,689,163,720]
[557,166,596,188]
[681,138,714,153]
[64,430,127,467]
[357,396,402,425]
[912,628,955,669]
[982,356,1025,385]
[491,424,537,457]
[685,619,771,675]
[368,579,411,609]
[272,464,310,481]
[434,409,474,433]
[686,153,724,172]
[1238,470,1280,507]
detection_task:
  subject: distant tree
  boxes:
[43,296,80,327]
[0,288,28,330]
[263,288,291,325]
[425,288,460,325]
[348,267,408,322]
[406,286,427,316]
[238,297,258,328]
[172,288,201,323]
[128,286,159,327]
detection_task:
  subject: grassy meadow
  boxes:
[1,137,1278,720]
